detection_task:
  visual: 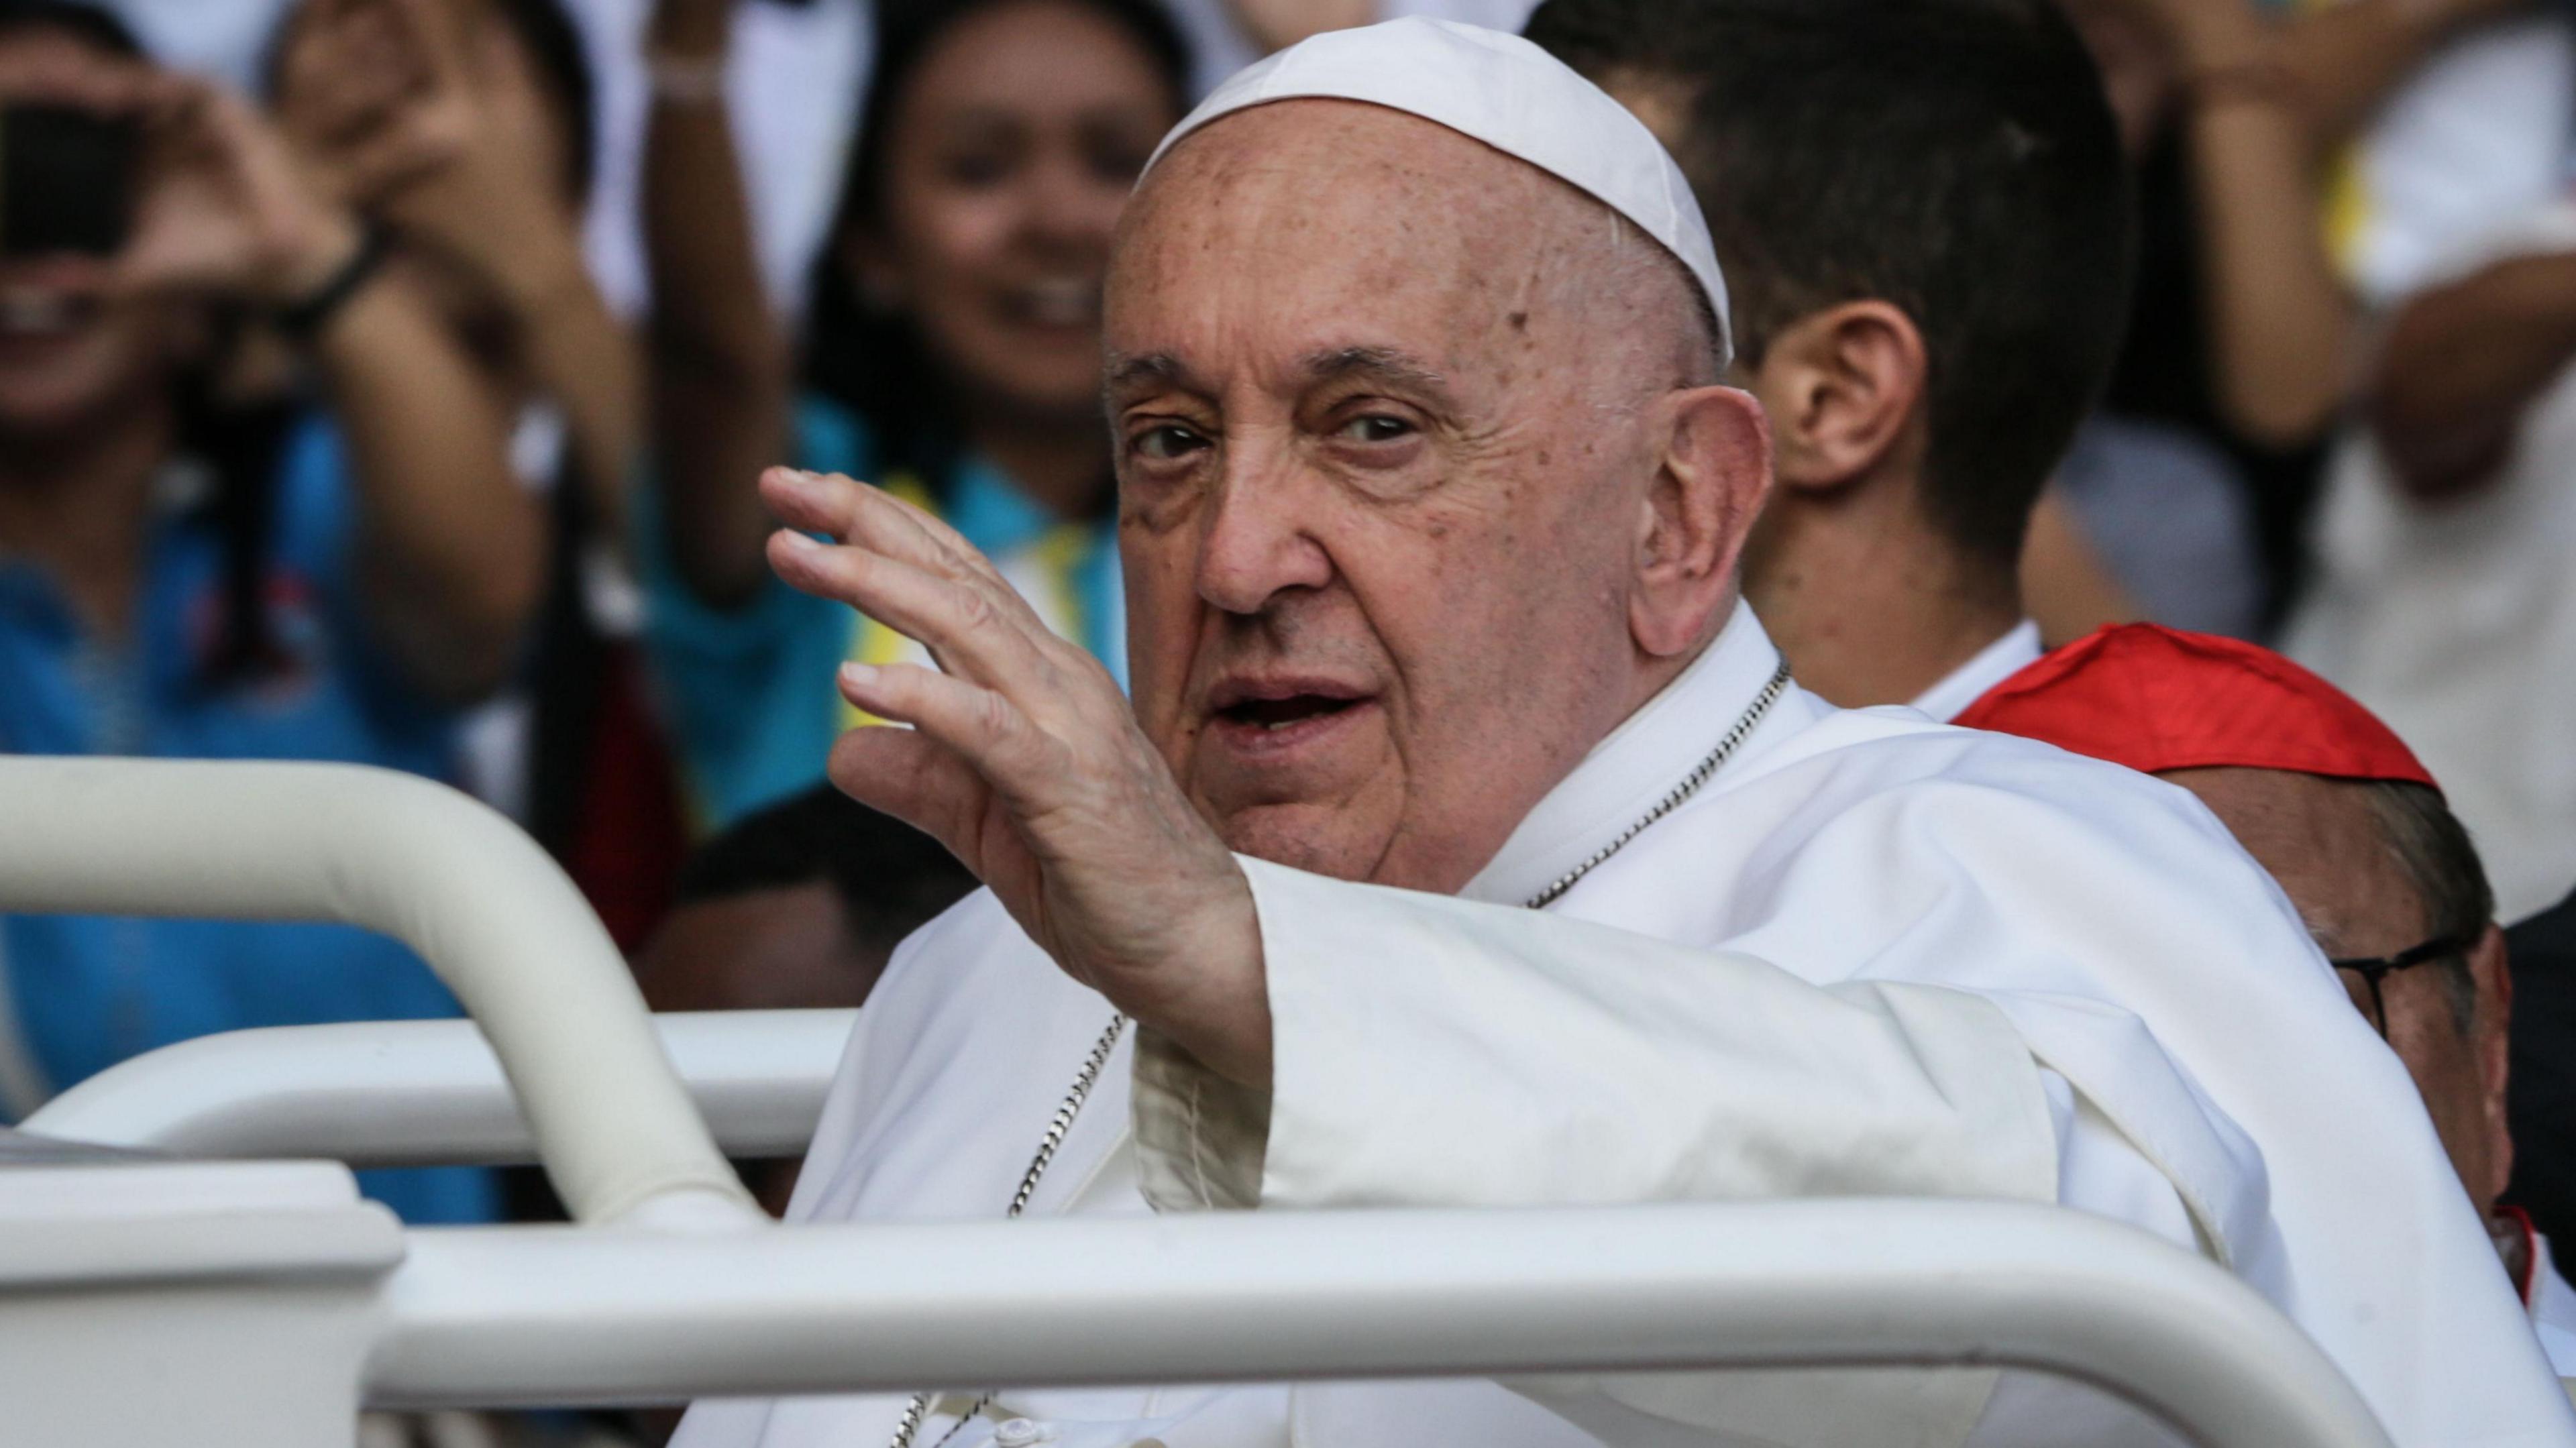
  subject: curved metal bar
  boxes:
[25,1012,853,1166]
[0,758,757,1225]
[368,1201,2394,1448]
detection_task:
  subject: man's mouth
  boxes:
[1221,693,1360,731]
[1205,678,1377,753]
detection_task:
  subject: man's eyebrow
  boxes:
[1102,346,1456,404]
[1298,345,1450,396]
[1105,352,1193,398]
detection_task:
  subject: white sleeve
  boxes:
[1131,858,2214,1448]
[1133,857,2059,1215]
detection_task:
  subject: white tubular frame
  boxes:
[0,759,2397,1448]
[0,758,755,1225]
[370,1202,2393,1448]
[25,1011,851,1165]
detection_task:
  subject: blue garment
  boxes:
[642,398,1125,830]
[0,419,494,1224]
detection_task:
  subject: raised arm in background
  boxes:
[2367,248,2576,500]
[2272,0,2530,152]
[2129,0,2356,449]
[276,0,643,539]
[643,0,794,608]
[1222,0,1371,53]
[121,72,539,702]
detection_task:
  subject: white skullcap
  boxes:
[1140,17,1733,368]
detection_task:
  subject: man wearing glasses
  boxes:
[1958,623,2576,1388]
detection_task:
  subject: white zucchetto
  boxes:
[1141,17,1734,368]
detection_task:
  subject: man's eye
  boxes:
[1337,414,1414,443]
[1133,424,1207,461]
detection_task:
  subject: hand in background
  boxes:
[280,0,642,535]
[273,0,459,205]
[650,0,738,56]
[117,74,363,308]
[1224,0,1373,54]
[278,0,585,316]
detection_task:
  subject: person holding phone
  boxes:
[0,0,537,1224]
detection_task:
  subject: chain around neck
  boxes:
[888,655,1791,1447]
[1525,657,1792,909]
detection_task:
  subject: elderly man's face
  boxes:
[2163,767,2514,1215]
[1104,101,1754,891]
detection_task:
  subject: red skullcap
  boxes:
[1952,624,2438,790]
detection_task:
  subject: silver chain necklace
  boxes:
[885,1012,1131,1448]
[885,656,1791,1448]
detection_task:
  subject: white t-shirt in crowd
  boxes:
[2330,11,2575,307]
[2286,199,2576,922]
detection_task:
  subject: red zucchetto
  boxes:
[1953,623,2438,789]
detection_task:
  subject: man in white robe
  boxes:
[675,19,2573,1448]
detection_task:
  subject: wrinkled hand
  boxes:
[761,468,1273,1085]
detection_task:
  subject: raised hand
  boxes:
[1224,0,1374,54]
[272,0,461,205]
[277,0,583,309]
[115,74,363,307]
[759,467,1273,1085]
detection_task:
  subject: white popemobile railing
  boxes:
[0,759,2398,1448]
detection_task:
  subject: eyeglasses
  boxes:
[2329,932,2479,1037]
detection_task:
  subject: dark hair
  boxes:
[2365,779,2496,1035]
[0,0,139,55]
[675,784,977,957]
[802,0,1189,480]
[1524,0,2135,571]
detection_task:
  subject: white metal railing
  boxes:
[365,1202,2394,1448]
[26,1011,851,1165]
[0,759,2399,1448]
[0,758,755,1226]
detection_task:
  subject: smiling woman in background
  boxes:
[641,0,1190,831]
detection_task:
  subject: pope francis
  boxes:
[673,19,2572,1448]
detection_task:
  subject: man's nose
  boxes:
[1195,457,1335,616]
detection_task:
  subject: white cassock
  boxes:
[675,610,2573,1448]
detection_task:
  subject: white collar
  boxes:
[1908,618,2044,724]
[1461,606,1803,908]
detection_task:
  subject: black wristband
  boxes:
[272,223,389,342]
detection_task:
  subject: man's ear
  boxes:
[1631,384,1772,658]
[2469,922,2516,1205]
[1744,300,1929,494]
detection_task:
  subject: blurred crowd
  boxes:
[3,0,2575,1261]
